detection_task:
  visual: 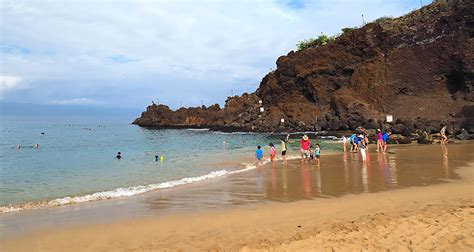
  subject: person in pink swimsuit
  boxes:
[269,143,276,162]
[377,129,383,152]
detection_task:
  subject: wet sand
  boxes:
[1,142,473,251]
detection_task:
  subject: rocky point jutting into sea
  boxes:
[133,0,474,143]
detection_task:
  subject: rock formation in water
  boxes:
[133,0,474,139]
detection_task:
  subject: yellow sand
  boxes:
[1,146,473,251]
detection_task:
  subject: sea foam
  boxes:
[0,169,246,213]
[0,151,323,214]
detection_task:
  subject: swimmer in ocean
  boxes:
[116,152,122,159]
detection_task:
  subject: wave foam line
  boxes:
[0,169,236,214]
[0,151,332,214]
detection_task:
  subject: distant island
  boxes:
[133,0,473,142]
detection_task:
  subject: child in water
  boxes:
[315,144,321,166]
[309,145,315,160]
[269,143,276,162]
[255,146,264,167]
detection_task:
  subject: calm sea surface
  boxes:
[0,116,340,210]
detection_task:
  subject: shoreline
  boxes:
[2,157,472,251]
[0,134,349,215]
[0,142,474,240]
[0,141,469,214]
[0,151,302,214]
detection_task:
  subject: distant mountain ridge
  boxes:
[133,0,473,137]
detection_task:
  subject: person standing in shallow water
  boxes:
[382,132,390,153]
[358,134,367,161]
[315,144,321,166]
[255,146,264,167]
[364,134,369,151]
[353,133,359,153]
[269,143,276,162]
[342,136,348,152]
[300,135,311,161]
[281,138,288,164]
[376,129,383,152]
[440,125,448,145]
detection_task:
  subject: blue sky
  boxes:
[0,0,424,111]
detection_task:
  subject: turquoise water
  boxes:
[0,116,340,211]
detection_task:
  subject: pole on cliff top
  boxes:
[361,14,365,25]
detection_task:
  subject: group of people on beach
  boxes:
[342,129,391,161]
[255,134,321,166]
[256,129,396,166]
[344,130,391,152]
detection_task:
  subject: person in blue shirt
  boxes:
[349,133,355,152]
[255,145,264,167]
[382,132,391,153]
[353,134,359,153]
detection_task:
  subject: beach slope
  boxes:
[1,148,473,251]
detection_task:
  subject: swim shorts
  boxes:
[301,149,309,157]
[282,150,287,155]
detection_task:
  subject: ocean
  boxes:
[0,115,341,212]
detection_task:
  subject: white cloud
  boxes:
[0,75,25,98]
[0,0,421,108]
[0,75,21,90]
[49,98,102,105]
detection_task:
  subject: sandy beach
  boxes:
[1,142,473,251]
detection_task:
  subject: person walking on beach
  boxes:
[358,134,367,161]
[269,143,276,162]
[382,132,390,153]
[364,134,369,151]
[376,129,383,152]
[315,144,321,166]
[440,125,448,145]
[300,135,311,161]
[342,136,348,152]
[255,145,264,167]
[349,133,355,152]
[281,138,288,164]
[353,133,359,153]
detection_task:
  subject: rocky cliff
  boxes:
[133,0,474,138]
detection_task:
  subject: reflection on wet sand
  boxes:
[257,144,466,201]
[61,144,472,210]
[442,145,449,179]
